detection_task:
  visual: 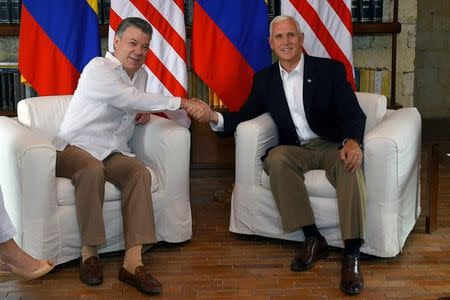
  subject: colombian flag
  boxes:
[18,0,101,96]
[191,1,271,112]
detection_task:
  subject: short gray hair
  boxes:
[116,17,153,38]
[269,15,302,36]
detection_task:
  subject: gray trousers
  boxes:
[56,145,156,249]
[263,139,366,240]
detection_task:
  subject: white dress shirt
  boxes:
[211,56,318,144]
[54,52,182,161]
[279,56,318,143]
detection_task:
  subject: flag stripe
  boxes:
[86,0,99,14]
[146,51,187,97]
[309,0,353,58]
[173,0,184,12]
[327,0,353,34]
[110,7,187,98]
[21,0,100,73]
[195,0,271,72]
[150,0,186,38]
[110,6,187,89]
[110,0,189,127]
[144,65,170,95]
[19,5,80,95]
[282,1,329,58]
[284,0,356,90]
[130,0,186,62]
[291,0,349,65]
[191,1,254,111]
[109,7,122,34]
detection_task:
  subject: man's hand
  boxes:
[180,98,213,123]
[135,112,151,125]
[338,139,363,173]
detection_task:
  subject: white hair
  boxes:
[269,15,302,36]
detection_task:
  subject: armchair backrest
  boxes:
[17,95,72,141]
[355,92,387,135]
[16,92,385,142]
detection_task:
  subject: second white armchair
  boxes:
[229,92,422,257]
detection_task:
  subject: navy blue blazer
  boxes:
[221,55,366,147]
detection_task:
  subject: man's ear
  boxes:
[113,35,119,51]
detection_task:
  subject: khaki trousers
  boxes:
[263,139,366,240]
[56,145,156,249]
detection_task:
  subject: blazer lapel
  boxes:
[269,64,295,126]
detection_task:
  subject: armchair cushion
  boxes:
[356,92,387,134]
[261,170,336,198]
[56,165,158,206]
[260,92,385,197]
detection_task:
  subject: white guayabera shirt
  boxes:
[53,52,181,161]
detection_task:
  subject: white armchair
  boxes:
[0,95,192,265]
[229,92,422,257]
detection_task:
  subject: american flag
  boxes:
[109,0,190,128]
[281,0,356,90]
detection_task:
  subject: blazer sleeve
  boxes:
[220,73,267,136]
[332,62,366,144]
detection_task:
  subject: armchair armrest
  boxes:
[364,107,421,203]
[234,113,278,186]
[130,115,191,242]
[130,115,190,193]
[362,108,421,255]
[0,117,57,249]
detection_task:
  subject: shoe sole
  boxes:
[340,284,363,295]
[81,279,103,286]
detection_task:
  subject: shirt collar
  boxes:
[278,54,304,79]
[106,51,142,82]
[105,51,122,70]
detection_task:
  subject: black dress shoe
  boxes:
[119,266,162,295]
[340,254,364,295]
[80,256,103,286]
[290,236,328,272]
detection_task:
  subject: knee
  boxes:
[334,160,364,181]
[76,162,105,183]
[129,165,151,184]
[266,146,291,170]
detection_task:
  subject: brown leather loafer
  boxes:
[80,256,103,286]
[119,266,162,295]
[290,236,328,272]
[340,254,364,295]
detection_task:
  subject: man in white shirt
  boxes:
[53,17,206,295]
[189,16,366,295]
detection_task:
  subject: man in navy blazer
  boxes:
[190,15,366,295]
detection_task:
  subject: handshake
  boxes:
[180,98,218,124]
